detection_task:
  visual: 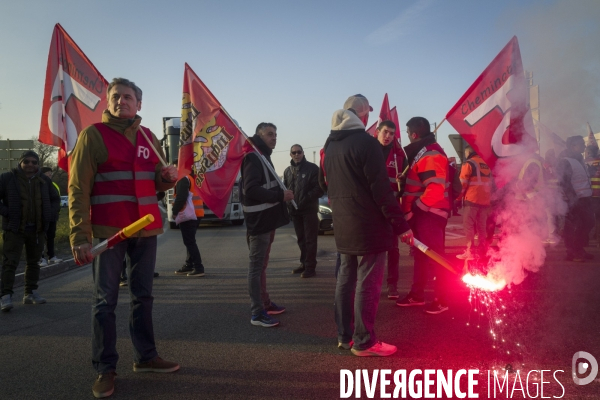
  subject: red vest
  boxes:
[90,123,162,231]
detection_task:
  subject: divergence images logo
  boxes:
[572,351,598,385]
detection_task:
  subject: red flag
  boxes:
[39,24,108,171]
[446,36,537,184]
[179,63,249,218]
[390,106,401,141]
[367,94,391,137]
[587,122,598,149]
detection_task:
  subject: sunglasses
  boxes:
[291,151,303,155]
[22,159,39,165]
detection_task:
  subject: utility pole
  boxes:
[313,151,316,164]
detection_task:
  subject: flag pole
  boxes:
[432,118,446,136]
[138,126,168,167]
[219,106,298,209]
[393,153,401,191]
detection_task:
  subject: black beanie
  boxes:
[19,150,40,164]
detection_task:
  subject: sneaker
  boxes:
[301,269,316,278]
[187,268,205,277]
[338,340,353,350]
[1,294,13,312]
[425,300,449,315]
[387,285,399,300]
[119,279,128,287]
[251,311,280,327]
[48,256,63,264]
[292,265,305,274]
[265,302,286,315]
[92,371,116,398]
[133,356,180,373]
[351,341,397,357]
[456,249,474,260]
[23,290,46,305]
[38,258,48,267]
[396,294,425,307]
[153,272,160,278]
[174,265,193,275]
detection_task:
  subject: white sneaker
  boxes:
[48,256,63,264]
[456,250,474,260]
[38,258,48,267]
[351,341,397,357]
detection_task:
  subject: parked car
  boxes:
[60,196,68,207]
[318,195,333,235]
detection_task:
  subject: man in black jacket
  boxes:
[324,95,413,357]
[283,144,323,278]
[242,122,294,327]
[0,150,60,312]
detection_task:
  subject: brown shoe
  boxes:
[133,356,180,373]
[92,371,116,398]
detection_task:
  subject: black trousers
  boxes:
[563,197,594,257]
[45,220,57,259]
[1,230,45,296]
[292,213,319,271]
[179,218,203,268]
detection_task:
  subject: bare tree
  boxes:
[30,136,58,168]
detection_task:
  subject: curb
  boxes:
[12,258,88,289]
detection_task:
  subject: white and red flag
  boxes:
[586,122,598,149]
[179,63,250,218]
[535,120,566,156]
[446,36,537,185]
[39,23,108,171]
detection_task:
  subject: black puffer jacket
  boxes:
[0,167,60,233]
[324,109,409,255]
[241,135,289,236]
[283,157,323,216]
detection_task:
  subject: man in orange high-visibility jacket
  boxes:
[172,172,206,277]
[456,146,491,260]
[396,117,451,315]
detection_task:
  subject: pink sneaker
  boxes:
[351,341,397,357]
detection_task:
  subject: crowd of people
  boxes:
[0,79,598,398]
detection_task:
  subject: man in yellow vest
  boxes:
[172,171,206,277]
[456,146,491,260]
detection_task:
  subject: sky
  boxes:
[0,0,598,174]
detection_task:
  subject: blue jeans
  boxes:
[92,236,158,373]
[247,230,274,316]
[335,252,386,350]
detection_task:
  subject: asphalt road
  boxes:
[0,217,599,399]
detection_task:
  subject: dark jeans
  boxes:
[563,197,594,257]
[292,213,318,270]
[386,243,399,287]
[335,252,386,350]
[92,236,158,373]
[1,230,45,296]
[45,220,57,259]
[179,218,203,269]
[247,230,275,316]
[409,208,449,303]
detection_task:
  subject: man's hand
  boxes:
[161,165,178,182]
[399,229,414,246]
[283,190,294,202]
[72,243,94,265]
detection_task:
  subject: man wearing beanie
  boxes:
[324,95,413,357]
[0,150,60,312]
